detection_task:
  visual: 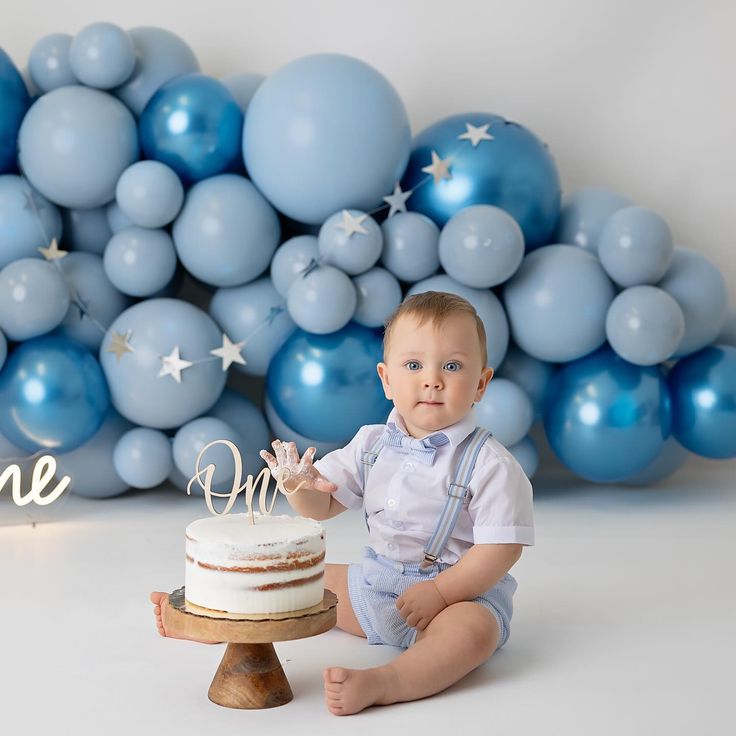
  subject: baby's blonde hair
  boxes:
[383,291,487,366]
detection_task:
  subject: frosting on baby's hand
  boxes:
[260,440,336,493]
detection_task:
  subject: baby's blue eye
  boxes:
[444,361,462,372]
[405,360,422,371]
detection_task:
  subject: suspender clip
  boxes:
[419,553,438,572]
[448,483,469,500]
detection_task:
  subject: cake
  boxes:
[185,512,325,614]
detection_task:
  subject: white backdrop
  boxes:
[4,0,735,298]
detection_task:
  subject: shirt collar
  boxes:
[385,406,477,448]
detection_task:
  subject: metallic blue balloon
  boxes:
[266,322,392,443]
[0,48,32,173]
[544,346,671,483]
[402,113,560,250]
[668,344,736,459]
[139,73,243,184]
[0,335,110,453]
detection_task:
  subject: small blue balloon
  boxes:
[0,48,31,173]
[264,395,342,457]
[140,73,243,185]
[287,265,357,334]
[61,206,112,256]
[106,201,135,233]
[116,160,184,228]
[496,344,556,423]
[266,323,392,443]
[380,212,440,282]
[475,378,534,447]
[0,335,110,453]
[113,427,173,489]
[318,210,383,275]
[402,113,560,250]
[544,346,671,483]
[69,22,136,89]
[668,344,736,459]
[507,435,539,479]
[270,235,320,298]
[352,267,402,328]
[27,34,76,93]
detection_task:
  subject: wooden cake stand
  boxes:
[165,586,338,709]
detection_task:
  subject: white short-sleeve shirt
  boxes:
[313,407,535,565]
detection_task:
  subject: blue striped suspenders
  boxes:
[359,427,491,573]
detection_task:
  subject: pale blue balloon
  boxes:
[0,426,24,460]
[61,206,112,255]
[380,212,440,282]
[287,265,357,334]
[554,187,632,254]
[717,307,736,347]
[103,226,177,297]
[264,395,341,457]
[115,161,184,228]
[606,286,685,366]
[598,206,674,286]
[439,205,524,288]
[503,245,615,362]
[474,378,534,447]
[221,72,265,113]
[28,33,76,93]
[620,436,688,486]
[18,85,139,208]
[270,235,320,298]
[209,277,296,376]
[658,247,729,357]
[113,427,173,488]
[496,344,555,423]
[507,435,539,479]
[408,274,509,369]
[99,298,227,429]
[56,409,133,498]
[0,329,6,372]
[54,252,130,351]
[69,22,136,89]
[172,174,280,287]
[0,176,62,269]
[318,210,383,275]
[106,201,134,233]
[113,26,200,116]
[243,53,410,224]
[0,258,70,340]
[352,267,402,328]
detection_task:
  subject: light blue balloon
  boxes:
[69,22,136,89]
[620,436,688,486]
[56,409,133,498]
[606,286,685,366]
[668,344,736,459]
[544,346,671,483]
[221,72,265,113]
[503,244,615,362]
[318,210,383,275]
[243,53,410,224]
[598,206,674,286]
[0,176,62,268]
[99,298,226,429]
[408,274,509,369]
[352,267,402,328]
[553,187,632,254]
[264,395,341,457]
[270,235,320,298]
[54,252,130,351]
[0,258,70,340]
[474,378,534,447]
[103,226,177,297]
[115,161,184,228]
[106,201,135,233]
[0,329,6,372]
[18,85,139,208]
[717,307,736,347]
[113,427,172,489]
[658,247,729,357]
[507,435,539,479]
[28,33,76,93]
[61,206,112,255]
[113,26,200,116]
[266,323,392,443]
[439,205,524,288]
[0,426,24,460]
[380,212,440,282]
[172,174,280,287]
[209,277,296,376]
[287,265,357,334]
[496,344,555,423]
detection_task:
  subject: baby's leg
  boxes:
[324,563,366,638]
[324,601,498,716]
[149,592,222,643]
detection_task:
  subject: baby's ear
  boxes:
[376,362,392,399]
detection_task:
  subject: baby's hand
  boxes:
[396,580,448,631]
[260,440,338,494]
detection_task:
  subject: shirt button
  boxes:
[387,499,397,508]
[394,521,404,530]
[388,543,396,550]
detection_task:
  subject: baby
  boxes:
[151,290,534,716]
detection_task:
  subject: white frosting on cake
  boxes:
[184,512,325,614]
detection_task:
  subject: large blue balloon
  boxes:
[544,346,671,483]
[0,335,110,453]
[668,344,736,459]
[401,113,560,250]
[266,322,392,443]
[0,48,31,173]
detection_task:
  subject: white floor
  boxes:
[1,457,734,736]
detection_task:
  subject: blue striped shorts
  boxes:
[347,546,516,650]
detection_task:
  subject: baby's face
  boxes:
[377,313,493,438]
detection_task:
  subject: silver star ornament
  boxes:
[158,346,193,384]
[382,184,412,217]
[458,122,494,147]
[210,334,246,371]
[422,151,452,184]
[336,210,368,237]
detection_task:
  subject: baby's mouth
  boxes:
[418,400,443,405]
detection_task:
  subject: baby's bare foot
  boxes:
[323,665,398,715]
[149,591,222,644]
